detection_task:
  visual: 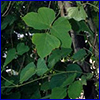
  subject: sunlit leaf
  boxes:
[32,33,60,58]
[50,17,72,48]
[67,6,87,21]
[22,7,55,30]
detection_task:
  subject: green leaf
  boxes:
[50,74,67,89]
[36,58,48,76]
[32,33,60,58]
[50,87,67,99]
[3,48,16,67]
[78,21,93,36]
[50,17,72,48]
[5,80,14,86]
[1,2,8,13]
[67,6,87,21]
[81,75,87,85]
[20,62,36,83]
[61,73,76,87]
[17,43,29,55]
[48,48,72,68]
[86,73,93,79]
[66,64,82,77]
[69,19,93,36]
[41,81,50,91]
[22,7,55,30]
[1,15,17,30]
[30,89,41,99]
[68,81,83,99]
[6,92,21,99]
[72,49,87,60]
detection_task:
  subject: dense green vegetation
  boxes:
[1,1,99,99]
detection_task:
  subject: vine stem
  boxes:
[2,1,12,17]
[83,2,99,10]
[1,71,87,89]
[1,76,16,86]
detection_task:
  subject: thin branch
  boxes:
[1,75,16,86]
[2,1,12,17]
[18,56,25,74]
[83,2,99,11]
[48,1,51,8]
[1,70,87,89]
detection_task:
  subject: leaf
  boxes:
[17,43,29,55]
[50,87,67,99]
[32,33,60,58]
[1,15,17,30]
[22,7,55,30]
[3,48,16,67]
[36,58,48,76]
[5,80,14,86]
[81,73,93,85]
[50,17,72,48]
[61,73,76,87]
[69,19,93,36]
[50,73,67,89]
[67,6,87,21]
[72,49,87,60]
[1,2,8,13]
[66,64,82,77]
[48,48,72,68]
[81,75,87,85]
[41,81,50,91]
[86,73,93,80]
[20,62,36,83]
[68,81,83,99]
[30,89,41,99]
[6,92,21,99]
[78,21,93,36]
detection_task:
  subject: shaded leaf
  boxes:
[20,62,36,83]
[50,17,72,48]
[68,81,83,99]
[69,19,93,36]
[41,81,50,91]
[17,43,29,55]
[66,64,82,77]
[86,73,93,79]
[36,58,48,76]
[61,73,76,87]
[50,73,67,89]
[1,2,8,13]
[32,33,60,58]
[3,48,16,67]
[81,75,87,85]
[72,49,87,60]
[1,15,17,30]
[5,92,21,99]
[30,89,41,99]
[50,87,67,99]
[48,48,72,68]
[5,80,14,86]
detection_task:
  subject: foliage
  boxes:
[1,1,99,99]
